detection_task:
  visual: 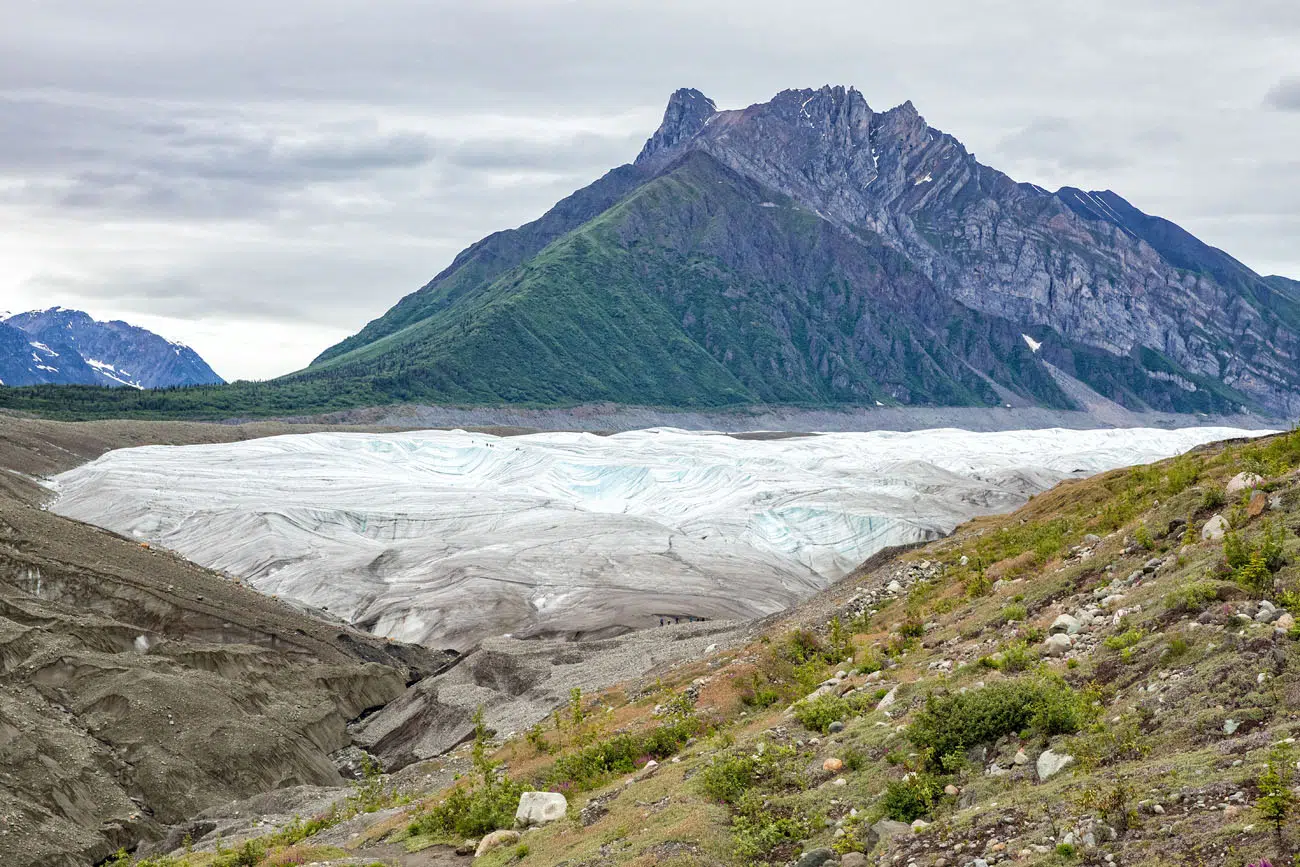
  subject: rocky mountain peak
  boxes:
[0,308,223,389]
[635,87,718,166]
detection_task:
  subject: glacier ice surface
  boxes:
[49,426,1266,650]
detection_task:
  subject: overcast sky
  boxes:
[3,1,1298,380]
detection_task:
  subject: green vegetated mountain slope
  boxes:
[106,429,1300,867]
[303,152,1077,410]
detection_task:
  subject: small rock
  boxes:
[877,686,899,710]
[823,757,844,772]
[832,777,847,787]
[1224,719,1240,735]
[1013,748,1029,766]
[1143,557,1163,573]
[475,829,521,857]
[828,720,845,734]
[1037,749,1074,781]
[1084,533,1102,544]
[515,790,567,826]
[1226,472,1264,496]
[1276,613,1295,633]
[1202,514,1230,541]
[455,840,478,856]
[911,818,930,830]
[703,643,717,654]
[944,784,960,796]
[887,580,904,593]
[841,855,868,867]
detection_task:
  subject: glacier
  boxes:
[49,426,1265,650]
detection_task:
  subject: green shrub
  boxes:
[1164,458,1200,494]
[730,794,815,862]
[1069,719,1151,771]
[995,640,1037,673]
[907,677,1086,770]
[1164,581,1224,614]
[544,709,702,792]
[1001,603,1028,623]
[791,690,877,734]
[408,707,525,840]
[1103,629,1145,653]
[1134,525,1154,551]
[1200,488,1226,511]
[879,772,943,822]
[1257,744,1296,856]
[698,742,803,805]
[213,839,266,867]
[1056,842,1077,858]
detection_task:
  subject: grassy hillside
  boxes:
[101,428,1300,867]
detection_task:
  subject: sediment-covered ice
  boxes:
[49,426,1263,650]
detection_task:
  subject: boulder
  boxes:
[795,847,836,867]
[1226,472,1264,496]
[1202,514,1230,541]
[1049,614,1081,635]
[872,818,912,840]
[1247,491,1268,519]
[1043,634,1072,657]
[1036,749,1073,781]
[515,790,567,826]
[475,829,521,856]
[1256,607,1283,624]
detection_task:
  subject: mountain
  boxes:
[0,308,224,389]
[301,86,1300,418]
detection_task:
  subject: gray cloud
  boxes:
[1265,77,1300,111]
[1,0,1298,379]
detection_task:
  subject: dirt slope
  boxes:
[0,416,455,866]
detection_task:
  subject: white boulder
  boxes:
[1226,472,1264,496]
[1202,514,1230,541]
[1037,749,1074,781]
[515,790,567,826]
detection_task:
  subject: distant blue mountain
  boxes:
[0,308,224,388]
